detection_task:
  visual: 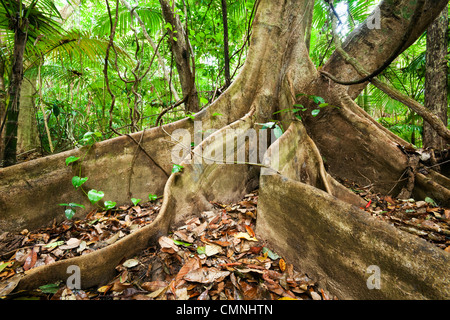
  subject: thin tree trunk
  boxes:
[423,5,448,151]
[119,0,180,102]
[0,36,6,163]
[3,23,28,167]
[159,0,199,113]
[221,0,231,87]
[16,76,40,154]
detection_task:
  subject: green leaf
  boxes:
[272,109,290,115]
[262,247,280,260]
[173,239,192,247]
[131,198,141,206]
[172,164,183,174]
[259,122,276,130]
[44,241,64,248]
[273,125,283,139]
[39,283,61,294]
[65,208,76,220]
[186,113,195,120]
[212,112,222,117]
[424,197,437,206]
[0,261,11,273]
[59,203,85,209]
[164,22,173,31]
[319,103,329,108]
[65,156,80,166]
[72,176,88,189]
[148,194,158,201]
[197,246,206,255]
[312,96,325,104]
[311,109,320,117]
[87,189,105,204]
[104,201,116,210]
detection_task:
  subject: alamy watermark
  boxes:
[366,265,381,290]
[66,265,81,290]
[170,121,279,174]
[367,6,381,30]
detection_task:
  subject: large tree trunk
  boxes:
[423,5,448,151]
[2,0,450,299]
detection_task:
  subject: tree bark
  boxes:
[221,0,231,87]
[2,0,450,300]
[0,36,6,163]
[16,76,40,154]
[423,5,448,151]
[3,21,28,167]
[159,0,199,113]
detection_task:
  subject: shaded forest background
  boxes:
[0,0,448,167]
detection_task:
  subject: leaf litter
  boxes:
[1,190,332,300]
[344,180,450,252]
[0,200,161,283]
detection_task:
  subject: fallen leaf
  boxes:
[250,246,263,254]
[244,225,256,238]
[184,267,230,284]
[234,232,258,241]
[262,247,280,260]
[175,257,201,285]
[122,259,139,268]
[97,285,111,293]
[23,247,38,271]
[59,238,82,250]
[147,286,167,298]
[279,259,286,272]
[141,281,169,292]
[192,221,208,236]
[205,244,222,257]
[175,287,190,300]
[278,296,298,300]
[105,233,120,245]
[158,236,179,252]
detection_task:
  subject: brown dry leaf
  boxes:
[175,287,190,300]
[141,280,169,292]
[239,200,255,208]
[184,267,230,284]
[234,232,257,242]
[174,230,195,243]
[444,209,450,220]
[192,221,208,236]
[111,280,133,292]
[244,225,255,238]
[384,196,396,205]
[158,236,179,252]
[175,257,202,285]
[204,244,222,257]
[59,238,82,250]
[240,281,259,300]
[23,247,38,271]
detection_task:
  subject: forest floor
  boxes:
[0,191,329,300]
[1,182,449,300]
